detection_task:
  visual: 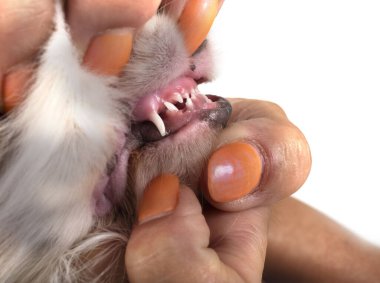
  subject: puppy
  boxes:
[0,2,230,282]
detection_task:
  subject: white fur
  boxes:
[0,4,125,282]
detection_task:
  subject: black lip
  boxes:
[131,95,232,143]
[199,95,232,129]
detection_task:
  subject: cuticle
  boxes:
[240,138,270,194]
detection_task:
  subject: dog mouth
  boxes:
[94,74,231,217]
[131,76,231,143]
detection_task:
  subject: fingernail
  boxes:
[138,174,180,224]
[1,66,34,113]
[178,0,219,55]
[207,142,263,203]
[82,28,133,76]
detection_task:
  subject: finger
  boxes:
[205,204,270,283]
[0,0,54,113]
[0,0,54,73]
[81,29,134,76]
[177,0,222,55]
[66,0,161,51]
[160,0,187,20]
[163,0,224,21]
[67,0,161,76]
[1,65,35,113]
[126,175,210,283]
[162,0,224,55]
[126,174,265,283]
[203,99,312,211]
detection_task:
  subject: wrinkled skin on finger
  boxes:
[0,0,54,72]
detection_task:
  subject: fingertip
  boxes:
[204,116,312,212]
[1,66,34,113]
[137,174,180,225]
[0,0,54,73]
[82,29,134,76]
[206,142,263,203]
[177,0,219,55]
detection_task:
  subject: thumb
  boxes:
[125,174,212,283]
[125,174,269,283]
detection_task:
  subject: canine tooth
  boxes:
[149,112,166,136]
[186,97,194,109]
[164,101,179,111]
[173,93,183,103]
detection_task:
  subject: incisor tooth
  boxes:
[186,97,194,109]
[201,93,210,102]
[148,112,166,136]
[173,93,183,103]
[164,101,179,111]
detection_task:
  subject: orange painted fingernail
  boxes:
[2,67,33,113]
[178,0,219,55]
[207,142,263,203]
[138,174,180,224]
[218,0,225,10]
[82,29,133,76]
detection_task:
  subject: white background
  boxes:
[200,0,380,245]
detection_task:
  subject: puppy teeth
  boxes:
[173,93,183,103]
[148,112,166,136]
[186,97,194,109]
[183,92,190,99]
[201,93,210,102]
[164,101,179,111]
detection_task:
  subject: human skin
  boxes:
[126,96,311,282]
[265,197,380,283]
[1,1,377,282]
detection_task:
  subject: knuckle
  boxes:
[191,252,220,283]
[0,0,54,69]
[230,99,288,122]
[263,101,287,118]
[259,119,312,200]
[278,123,312,192]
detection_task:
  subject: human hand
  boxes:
[126,174,269,283]
[125,99,312,282]
[0,0,161,112]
